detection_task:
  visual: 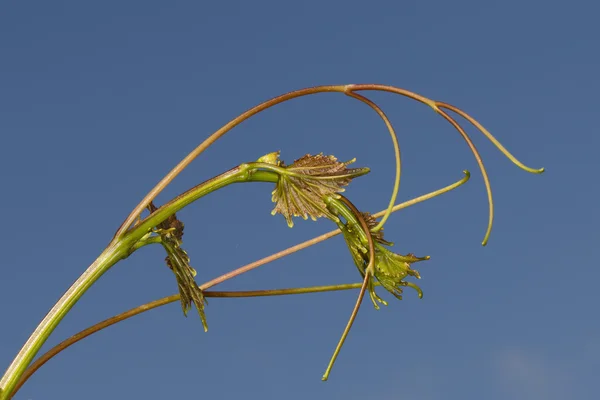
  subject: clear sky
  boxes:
[0,1,598,399]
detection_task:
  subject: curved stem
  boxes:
[0,243,129,400]
[13,283,372,397]
[132,166,248,237]
[344,92,401,232]
[12,172,471,396]
[2,79,542,396]
[346,84,439,109]
[322,196,375,381]
[346,84,543,244]
[115,83,527,245]
[435,109,494,245]
[129,235,162,252]
[0,167,281,400]
[348,85,494,244]
[114,85,350,239]
[436,102,544,174]
[322,273,371,381]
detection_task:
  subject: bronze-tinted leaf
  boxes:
[148,202,185,241]
[361,212,393,246]
[147,202,207,331]
[270,153,369,227]
[163,242,207,330]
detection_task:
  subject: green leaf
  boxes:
[268,153,369,227]
[372,245,428,300]
[337,206,429,307]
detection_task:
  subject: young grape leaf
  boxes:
[267,153,369,227]
[148,202,208,331]
[336,205,429,307]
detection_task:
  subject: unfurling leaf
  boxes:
[148,202,208,331]
[336,204,429,308]
[267,152,369,227]
[257,151,282,166]
[361,211,393,246]
[372,247,428,300]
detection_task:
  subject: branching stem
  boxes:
[11,172,470,396]
[2,81,542,398]
[0,167,280,400]
[13,283,372,396]
[115,84,542,245]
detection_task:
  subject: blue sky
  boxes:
[0,1,598,399]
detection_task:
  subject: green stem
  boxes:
[326,197,370,244]
[344,92,401,232]
[3,169,471,398]
[0,243,128,400]
[0,165,280,400]
[130,235,162,252]
[129,166,279,241]
[322,273,371,381]
[321,196,376,381]
[211,282,371,297]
